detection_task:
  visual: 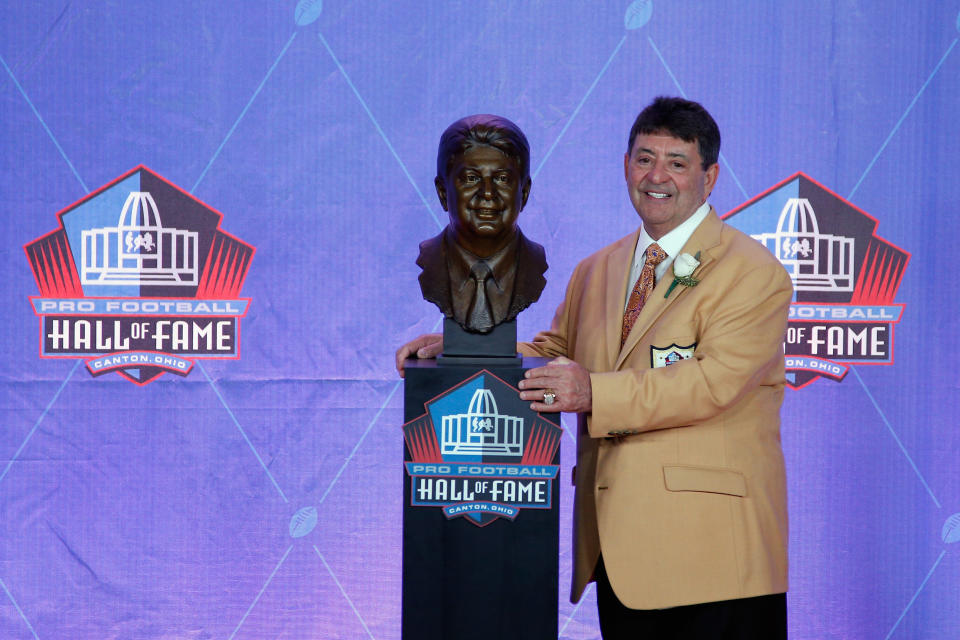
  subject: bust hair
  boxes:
[627,96,721,169]
[436,115,530,180]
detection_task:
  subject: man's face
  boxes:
[624,132,718,240]
[435,144,530,257]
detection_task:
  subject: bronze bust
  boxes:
[418,115,547,334]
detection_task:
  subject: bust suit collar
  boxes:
[417,227,547,328]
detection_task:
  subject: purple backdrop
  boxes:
[2,1,958,638]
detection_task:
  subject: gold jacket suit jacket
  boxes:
[520,209,792,610]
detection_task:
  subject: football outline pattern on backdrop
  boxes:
[1,1,958,639]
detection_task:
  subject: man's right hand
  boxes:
[395,333,443,377]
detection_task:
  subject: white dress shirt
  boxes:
[624,201,711,310]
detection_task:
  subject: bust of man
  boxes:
[417,114,547,334]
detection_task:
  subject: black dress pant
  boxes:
[594,556,787,640]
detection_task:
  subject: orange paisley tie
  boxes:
[620,242,667,348]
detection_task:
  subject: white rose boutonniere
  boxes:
[664,251,701,298]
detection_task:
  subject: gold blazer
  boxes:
[521,209,792,609]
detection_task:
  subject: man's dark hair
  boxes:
[627,96,720,169]
[437,114,530,180]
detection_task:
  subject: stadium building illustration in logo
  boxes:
[403,371,562,526]
[81,191,199,287]
[441,388,524,457]
[25,166,254,385]
[724,172,909,389]
[754,197,855,292]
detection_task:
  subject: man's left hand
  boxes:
[518,357,592,413]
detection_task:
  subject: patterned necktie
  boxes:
[620,242,667,348]
[468,260,494,333]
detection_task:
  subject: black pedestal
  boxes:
[438,318,521,366]
[402,358,561,640]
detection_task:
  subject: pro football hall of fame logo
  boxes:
[25,166,254,385]
[724,172,909,389]
[403,371,562,527]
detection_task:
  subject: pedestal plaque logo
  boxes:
[403,370,562,527]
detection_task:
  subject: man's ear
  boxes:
[519,177,532,210]
[434,176,449,212]
[703,163,719,198]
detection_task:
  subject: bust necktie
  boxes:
[620,242,667,348]
[468,260,494,333]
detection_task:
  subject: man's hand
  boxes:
[518,356,592,413]
[395,333,442,377]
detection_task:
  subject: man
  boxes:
[398,97,791,638]
[417,114,547,334]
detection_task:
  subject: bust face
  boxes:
[435,144,531,257]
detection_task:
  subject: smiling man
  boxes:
[514,96,793,639]
[417,114,547,334]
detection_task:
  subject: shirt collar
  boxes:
[635,200,711,262]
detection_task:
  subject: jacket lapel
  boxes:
[615,209,724,370]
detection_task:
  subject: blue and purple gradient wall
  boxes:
[2,1,958,638]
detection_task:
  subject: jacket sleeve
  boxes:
[588,260,792,437]
[517,261,584,359]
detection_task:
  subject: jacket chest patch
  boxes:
[650,343,696,368]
